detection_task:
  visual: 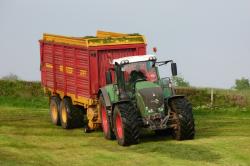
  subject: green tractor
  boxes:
[98,55,195,146]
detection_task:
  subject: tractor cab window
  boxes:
[121,61,158,83]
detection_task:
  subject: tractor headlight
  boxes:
[149,56,157,61]
[145,107,154,113]
[158,105,165,112]
[148,109,154,113]
[121,60,129,64]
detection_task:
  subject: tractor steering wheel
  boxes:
[129,70,146,83]
[134,78,146,83]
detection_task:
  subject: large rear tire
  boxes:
[50,96,61,126]
[170,98,195,140]
[113,103,140,146]
[100,96,115,140]
[59,97,84,129]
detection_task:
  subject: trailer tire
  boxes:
[59,97,83,129]
[100,95,115,140]
[113,103,140,146]
[50,96,61,126]
[74,105,85,128]
[170,98,195,140]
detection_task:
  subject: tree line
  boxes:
[172,76,250,90]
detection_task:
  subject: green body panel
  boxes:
[135,81,160,90]
[135,92,146,116]
[158,79,173,98]
[135,81,164,117]
[163,87,172,98]
[136,80,173,99]
[103,80,173,118]
[104,84,119,103]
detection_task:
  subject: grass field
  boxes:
[0,106,250,166]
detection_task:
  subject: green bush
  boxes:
[234,77,250,90]
[0,80,47,108]
[0,80,249,109]
[176,87,249,108]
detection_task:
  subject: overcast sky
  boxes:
[0,0,249,88]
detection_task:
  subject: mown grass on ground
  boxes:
[0,80,250,165]
[0,106,250,166]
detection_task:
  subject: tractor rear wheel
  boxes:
[170,98,195,140]
[50,96,61,126]
[59,97,84,129]
[113,103,140,146]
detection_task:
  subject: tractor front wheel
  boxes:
[113,103,140,146]
[100,96,115,140]
[170,98,195,140]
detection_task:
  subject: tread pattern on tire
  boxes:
[113,103,141,146]
[170,98,195,140]
[50,96,61,126]
[60,97,84,129]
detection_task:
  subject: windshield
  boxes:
[121,61,158,83]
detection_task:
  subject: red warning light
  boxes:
[153,47,157,53]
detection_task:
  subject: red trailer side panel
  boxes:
[40,40,146,105]
[98,48,136,88]
[41,41,91,98]
[89,44,146,94]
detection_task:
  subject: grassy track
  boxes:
[0,106,250,166]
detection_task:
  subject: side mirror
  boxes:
[106,71,112,84]
[171,63,177,76]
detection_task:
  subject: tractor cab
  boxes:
[106,55,177,98]
[113,55,158,92]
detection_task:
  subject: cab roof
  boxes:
[112,55,157,65]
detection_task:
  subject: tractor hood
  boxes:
[135,81,164,116]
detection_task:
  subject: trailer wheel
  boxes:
[170,98,195,140]
[59,97,83,129]
[74,105,85,128]
[50,96,61,126]
[100,95,115,140]
[113,103,140,146]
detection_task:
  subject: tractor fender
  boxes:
[166,95,185,106]
[98,88,111,108]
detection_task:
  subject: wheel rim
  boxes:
[51,103,58,121]
[116,113,123,139]
[101,104,108,134]
[61,105,67,124]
